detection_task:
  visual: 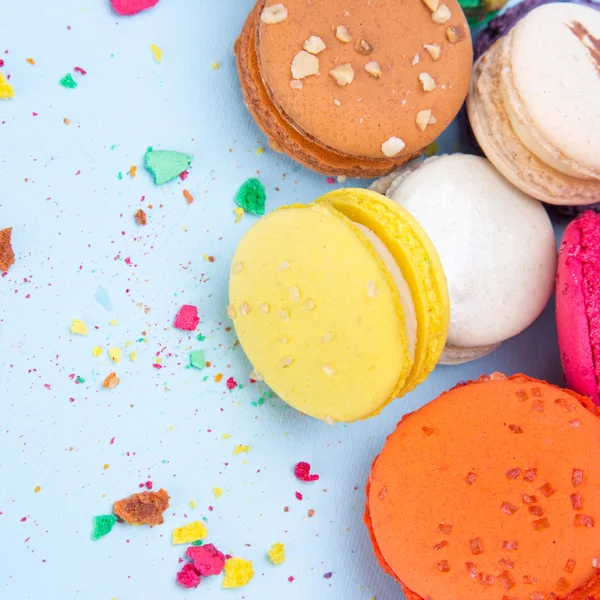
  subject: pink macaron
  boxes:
[556,211,600,405]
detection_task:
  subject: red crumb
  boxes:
[295,491,303,501]
[174,305,200,331]
[523,494,537,504]
[539,482,556,498]
[503,540,519,550]
[466,562,478,579]
[134,209,147,225]
[179,170,189,180]
[508,424,523,433]
[465,472,477,485]
[113,488,170,526]
[294,461,320,482]
[532,517,550,531]
[498,570,516,590]
[186,543,225,576]
[523,468,538,482]
[176,563,201,589]
[565,558,576,573]
[469,537,483,555]
[574,514,595,527]
[183,189,194,204]
[501,502,518,515]
[433,540,448,551]
[74,66,87,75]
[438,523,453,535]
[573,469,584,487]
[226,377,238,390]
[0,227,15,272]
[506,468,521,480]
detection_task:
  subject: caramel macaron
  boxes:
[365,373,600,600]
[235,0,473,177]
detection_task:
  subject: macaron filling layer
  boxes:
[354,222,417,360]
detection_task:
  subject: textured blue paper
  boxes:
[0,1,565,599]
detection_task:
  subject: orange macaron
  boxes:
[235,0,473,177]
[365,373,600,600]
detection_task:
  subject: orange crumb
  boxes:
[129,166,137,178]
[183,189,194,204]
[113,488,170,526]
[103,464,109,470]
[26,58,35,65]
[215,374,223,383]
[103,372,120,389]
[34,486,41,493]
[134,209,147,226]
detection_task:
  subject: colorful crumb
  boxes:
[145,148,192,185]
[222,557,254,589]
[91,514,117,540]
[174,304,200,331]
[186,543,226,576]
[176,563,201,589]
[235,178,266,216]
[110,0,160,16]
[113,488,170,526]
[108,347,122,363]
[149,43,162,63]
[70,319,88,336]
[190,349,205,369]
[0,73,15,99]
[233,445,250,455]
[268,542,286,565]
[294,461,320,482]
[172,521,208,545]
[213,487,223,499]
[102,372,120,389]
[182,189,193,204]
[134,209,147,225]
[59,73,77,89]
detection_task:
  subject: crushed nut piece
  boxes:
[276,335,288,344]
[355,39,373,55]
[291,51,320,79]
[304,299,315,311]
[446,25,466,43]
[432,4,452,23]
[289,285,300,303]
[422,0,440,11]
[261,3,288,24]
[365,61,382,78]
[260,303,270,314]
[367,281,378,297]
[412,54,420,66]
[303,35,326,55]
[321,332,334,343]
[279,310,290,322]
[240,302,252,316]
[249,369,263,381]
[290,79,303,90]
[322,364,336,376]
[381,136,406,157]
[419,72,437,91]
[424,43,442,60]
[333,99,342,106]
[232,262,243,275]
[279,357,293,368]
[416,109,433,131]
[329,63,354,86]
[336,25,352,43]
[227,305,237,319]
[276,261,291,272]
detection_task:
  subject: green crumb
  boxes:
[59,73,77,89]
[235,178,266,216]
[76,376,85,384]
[117,172,123,180]
[258,397,264,405]
[190,349,205,370]
[192,539,203,546]
[145,148,192,185]
[197,334,205,342]
[91,514,117,540]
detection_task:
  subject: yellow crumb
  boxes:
[234,207,244,223]
[222,433,231,440]
[167,424,174,431]
[0,72,15,99]
[92,346,103,357]
[34,486,41,493]
[71,319,88,336]
[129,352,137,361]
[222,557,254,589]
[108,347,122,363]
[256,147,264,155]
[233,444,250,455]
[150,43,162,63]
[213,487,223,499]
[103,464,109,470]
[124,340,131,347]
[128,166,137,178]
[268,542,286,565]
[155,357,162,364]
[172,521,208,545]
[109,319,118,326]
[189,500,197,509]
[211,61,220,70]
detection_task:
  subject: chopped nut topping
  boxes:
[523,468,538,482]
[438,523,453,535]
[503,540,519,550]
[329,63,354,86]
[498,571,516,590]
[573,468,584,487]
[416,109,433,131]
[469,537,483,555]
[227,305,237,319]
[333,98,342,106]
[532,517,550,531]
[303,35,326,55]
[433,540,448,551]
[279,357,293,368]
[289,285,300,303]
[276,260,291,272]
[304,299,315,311]
[355,39,373,55]
[422,426,435,436]
[365,61,383,78]
[516,388,528,402]
[506,467,521,480]
[412,53,420,66]
[276,335,288,344]
[499,557,515,570]
[249,369,263,381]
[367,280,378,297]
[557,577,569,591]
[422,0,440,11]
[279,310,290,322]
[321,332,335,343]
[508,424,523,433]
[432,4,452,23]
[523,493,537,504]
[466,472,477,485]
[240,302,252,316]
[260,303,270,314]
[446,25,466,43]
[435,560,450,572]
[381,136,406,157]
[478,573,495,586]
[564,559,576,573]
[593,557,600,568]
[574,514,595,527]
[523,575,537,585]
[290,79,303,90]
[260,3,288,24]
[291,51,320,79]
[336,25,352,43]
[466,562,478,579]
[569,419,581,427]
[539,482,556,497]
[501,502,518,515]
[232,261,243,275]
[571,493,583,510]
[419,72,437,92]
[528,506,544,517]
[424,43,442,60]
[322,364,336,376]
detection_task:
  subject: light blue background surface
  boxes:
[0,1,565,599]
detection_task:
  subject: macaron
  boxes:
[467,3,600,205]
[235,0,473,177]
[228,188,449,422]
[365,373,600,600]
[556,211,600,405]
[372,154,557,364]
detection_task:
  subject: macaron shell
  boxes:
[467,37,600,204]
[229,204,411,422]
[257,0,473,159]
[557,212,600,404]
[366,374,600,600]
[315,188,449,399]
[234,1,422,177]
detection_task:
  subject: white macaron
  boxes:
[373,154,557,364]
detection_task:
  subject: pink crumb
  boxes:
[326,177,335,184]
[176,563,201,589]
[294,461,320,482]
[179,170,189,180]
[109,0,160,16]
[295,491,303,501]
[174,304,200,331]
[74,66,87,75]
[186,543,226,576]
[226,377,237,390]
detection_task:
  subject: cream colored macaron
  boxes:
[468,3,600,205]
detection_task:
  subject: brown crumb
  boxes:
[134,209,147,226]
[0,227,15,273]
[284,506,289,512]
[308,509,315,517]
[113,488,170,526]
[63,117,71,125]
[183,189,194,204]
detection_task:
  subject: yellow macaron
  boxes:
[228,188,449,422]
